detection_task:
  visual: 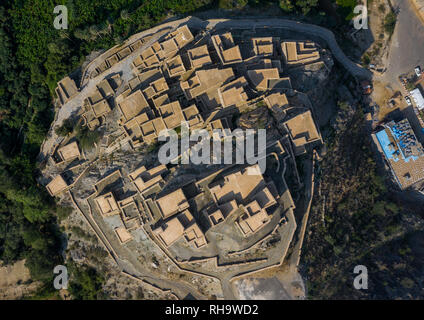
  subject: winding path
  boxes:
[42,16,371,300]
[41,16,370,161]
[202,18,372,80]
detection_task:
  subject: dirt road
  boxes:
[0,260,40,299]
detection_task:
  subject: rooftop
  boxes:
[218,77,249,108]
[155,217,185,247]
[188,45,212,69]
[130,164,168,194]
[237,201,270,236]
[182,104,203,129]
[284,110,321,147]
[181,68,235,100]
[375,118,424,189]
[252,37,274,57]
[97,79,114,98]
[153,209,206,248]
[264,92,289,109]
[115,227,133,244]
[56,76,78,105]
[46,175,68,196]
[207,208,225,226]
[57,141,81,162]
[129,164,168,181]
[139,117,167,144]
[253,186,277,209]
[92,99,112,118]
[167,25,194,49]
[158,101,185,130]
[94,192,120,216]
[410,88,424,110]
[143,77,169,99]
[88,90,103,105]
[209,165,266,205]
[211,33,242,65]
[281,41,320,66]
[166,55,186,78]
[247,68,280,90]
[118,90,150,123]
[156,189,189,218]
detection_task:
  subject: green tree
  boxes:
[279,0,295,12]
[69,265,105,300]
[55,118,75,136]
[384,11,397,35]
[296,0,318,15]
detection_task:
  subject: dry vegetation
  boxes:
[302,102,423,299]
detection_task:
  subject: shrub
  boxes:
[280,0,295,12]
[219,0,248,9]
[338,100,350,111]
[56,205,73,221]
[383,12,397,35]
[406,82,415,91]
[75,124,101,150]
[68,264,105,300]
[55,118,74,136]
[147,141,159,153]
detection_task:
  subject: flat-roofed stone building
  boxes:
[56,76,78,106]
[218,77,249,108]
[153,209,207,248]
[281,41,320,67]
[118,90,150,123]
[94,192,120,217]
[188,45,212,69]
[156,188,189,219]
[247,68,281,91]
[236,200,271,236]
[129,164,168,196]
[183,104,204,129]
[252,37,275,57]
[56,141,81,163]
[284,110,322,155]
[158,101,185,130]
[211,33,243,65]
[166,55,186,78]
[46,175,69,196]
[115,227,133,244]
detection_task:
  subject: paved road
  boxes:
[382,0,424,88]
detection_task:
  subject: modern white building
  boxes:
[410,88,424,110]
